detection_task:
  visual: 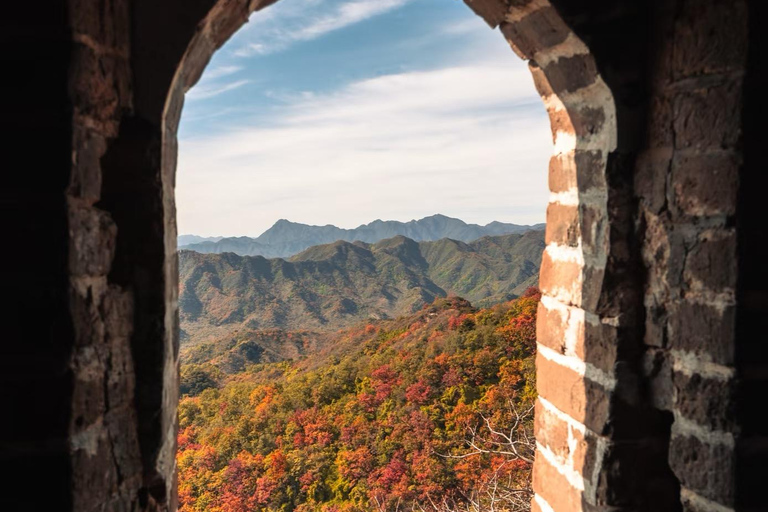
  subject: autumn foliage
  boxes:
[177,291,540,512]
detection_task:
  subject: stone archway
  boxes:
[26,1,754,512]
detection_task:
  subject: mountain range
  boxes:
[178,214,544,259]
[178,234,223,246]
[179,230,544,346]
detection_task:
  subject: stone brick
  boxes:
[583,318,619,374]
[70,127,106,203]
[537,301,568,355]
[547,105,607,142]
[550,150,607,195]
[536,352,610,433]
[673,81,742,151]
[684,229,737,292]
[555,265,606,316]
[535,399,593,473]
[581,263,607,313]
[671,0,748,80]
[643,298,667,349]
[595,438,680,509]
[673,371,735,432]
[500,7,570,58]
[574,150,605,192]
[668,300,735,365]
[539,250,582,306]
[546,107,573,142]
[672,151,739,217]
[71,365,106,431]
[549,153,577,193]
[104,406,143,489]
[546,203,580,247]
[579,204,605,253]
[529,59,555,99]
[206,0,251,47]
[648,94,674,148]
[537,302,618,375]
[643,348,675,411]
[68,205,117,277]
[71,431,119,509]
[530,496,547,512]
[69,0,131,50]
[70,43,132,131]
[571,106,606,139]
[544,54,599,95]
[532,454,583,512]
[669,434,735,506]
[178,31,216,92]
[680,488,722,512]
[635,148,672,215]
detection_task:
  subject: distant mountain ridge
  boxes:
[178,234,223,246]
[178,214,545,259]
[179,230,544,346]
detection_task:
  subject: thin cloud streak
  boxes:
[186,79,250,100]
[233,0,413,56]
[177,60,552,236]
[202,65,244,80]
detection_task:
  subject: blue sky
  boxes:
[177,0,551,237]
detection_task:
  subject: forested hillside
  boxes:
[179,231,544,347]
[177,290,539,512]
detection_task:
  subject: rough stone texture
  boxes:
[1,0,763,511]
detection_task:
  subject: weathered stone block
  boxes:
[673,371,735,432]
[70,43,132,132]
[544,54,598,95]
[535,398,594,473]
[533,452,583,512]
[668,300,735,365]
[70,127,106,204]
[546,203,580,247]
[69,0,131,50]
[635,148,672,215]
[669,434,735,506]
[539,250,582,306]
[672,151,739,217]
[549,153,577,193]
[684,229,737,292]
[671,0,748,80]
[537,301,568,354]
[643,348,675,411]
[583,318,619,374]
[673,81,742,151]
[536,352,610,433]
[68,205,117,277]
[501,6,570,59]
[574,150,606,192]
[648,94,674,148]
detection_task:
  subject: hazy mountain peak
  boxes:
[179,214,544,259]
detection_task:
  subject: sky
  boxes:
[176,0,552,237]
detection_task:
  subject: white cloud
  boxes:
[233,0,413,56]
[177,56,552,236]
[186,79,250,100]
[201,65,244,80]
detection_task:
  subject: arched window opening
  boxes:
[173,2,551,511]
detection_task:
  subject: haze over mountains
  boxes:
[179,230,544,346]
[178,214,545,259]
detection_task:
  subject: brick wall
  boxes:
[637,2,748,511]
